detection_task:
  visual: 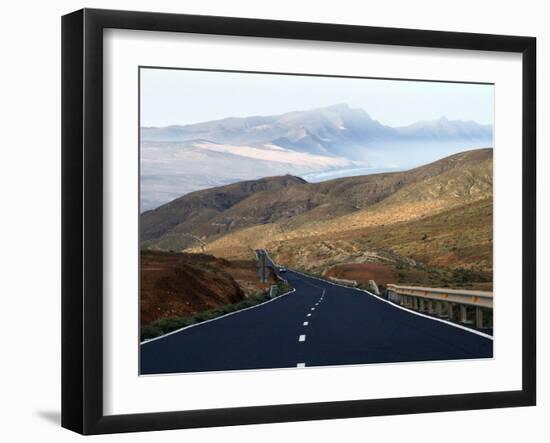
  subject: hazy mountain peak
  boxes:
[323,103,351,112]
[141,105,492,155]
[140,106,494,209]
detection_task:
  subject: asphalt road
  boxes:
[140,269,493,375]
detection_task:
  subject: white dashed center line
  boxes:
[296,289,327,368]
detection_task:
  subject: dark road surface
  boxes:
[140,270,493,374]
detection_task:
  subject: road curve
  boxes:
[140,270,492,374]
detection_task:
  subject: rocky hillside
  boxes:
[141,174,307,249]
[142,148,492,254]
[140,251,274,327]
[141,148,493,289]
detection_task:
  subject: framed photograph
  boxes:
[62,8,536,434]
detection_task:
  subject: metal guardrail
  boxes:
[386,284,493,329]
[328,277,358,287]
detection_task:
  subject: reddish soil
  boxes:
[140,251,274,326]
[324,263,396,286]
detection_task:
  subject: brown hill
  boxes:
[140,149,493,288]
[140,251,274,326]
[142,148,492,253]
[270,197,493,281]
[198,149,492,289]
[141,174,306,250]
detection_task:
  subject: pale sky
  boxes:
[140,67,494,128]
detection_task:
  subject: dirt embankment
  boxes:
[140,251,273,326]
[324,263,396,286]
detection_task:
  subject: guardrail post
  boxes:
[428,300,435,314]
[447,303,454,321]
[475,307,484,329]
[459,305,468,323]
[418,299,425,312]
[435,301,443,317]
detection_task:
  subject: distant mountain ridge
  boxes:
[141,104,493,159]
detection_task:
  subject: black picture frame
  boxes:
[62,8,536,435]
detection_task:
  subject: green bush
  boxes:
[276,280,292,294]
[140,324,163,341]
[155,317,191,330]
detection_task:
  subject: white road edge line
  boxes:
[141,288,297,345]
[303,321,309,326]
[289,270,494,341]
[297,363,306,368]
[299,334,306,342]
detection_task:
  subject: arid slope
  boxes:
[142,149,493,288]
[140,251,274,326]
